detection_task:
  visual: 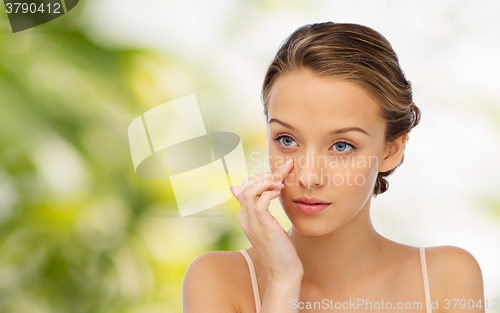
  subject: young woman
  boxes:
[182,22,484,313]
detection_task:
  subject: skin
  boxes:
[182,68,484,313]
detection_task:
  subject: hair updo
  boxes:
[261,22,421,196]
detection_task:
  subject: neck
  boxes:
[288,198,388,291]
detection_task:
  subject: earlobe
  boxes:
[378,133,408,173]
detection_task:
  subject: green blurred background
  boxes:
[0,3,251,312]
[1,0,500,312]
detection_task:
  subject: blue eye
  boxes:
[333,141,354,152]
[277,136,297,147]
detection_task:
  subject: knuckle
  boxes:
[265,175,275,184]
[243,179,254,189]
[242,187,252,198]
[258,175,271,186]
[250,176,264,186]
[266,177,275,186]
[254,203,267,214]
[274,172,284,180]
[254,209,265,219]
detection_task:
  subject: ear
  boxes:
[379,133,408,173]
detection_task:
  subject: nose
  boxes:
[296,150,326,189]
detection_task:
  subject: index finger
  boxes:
[273,157,294,183]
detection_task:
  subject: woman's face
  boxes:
[267,68,391,236]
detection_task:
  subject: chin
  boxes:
[288,215,340,237]
[293,225,330,237]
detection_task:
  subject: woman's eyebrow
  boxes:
[268,118,371,137]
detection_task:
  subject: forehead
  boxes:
[267,69,384,135]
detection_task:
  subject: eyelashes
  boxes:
[273,134,298,148]
[272,133,358,154]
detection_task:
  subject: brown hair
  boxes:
[262,22,421,196]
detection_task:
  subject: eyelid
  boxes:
[333,140,358,150]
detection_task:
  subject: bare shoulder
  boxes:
[182,250,249,313]
[425,246,484,312]
[425,245,483,284]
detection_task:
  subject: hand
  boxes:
[230,158,304,282]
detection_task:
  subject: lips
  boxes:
[293,196,330,205]
[293,196,331,215]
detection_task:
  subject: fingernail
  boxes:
[275,180,284,187]
[272,189,281,192]
[285,158,293,166]
[229,186,233,191]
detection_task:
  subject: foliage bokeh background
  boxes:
[1,0,500,312]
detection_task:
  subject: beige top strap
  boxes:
[419,247,432,313]
[239,250,261,312]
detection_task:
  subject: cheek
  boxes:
[268,149,287,173]
[322,155,379,191]
[352,162,379,193]
[352,155,379,184]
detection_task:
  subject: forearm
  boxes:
[260,278,302,313]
